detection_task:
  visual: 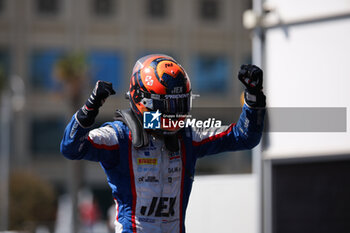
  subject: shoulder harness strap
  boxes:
[114,109,149,149]
[114,109,179,152]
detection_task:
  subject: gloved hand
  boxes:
[238,64,266,108]
[76,81,116,127]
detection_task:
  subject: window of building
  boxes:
[193,54,230,93]
[245,0,253,10]
[195,151,252,174]
[92,0,116,16]
[243,55,252,65]
[199,0,220,21]
[147,0,167,18]
[0,50,10,90]
[0,0,4,14]
[88,51,123,91]
[36,0,60,15]
[31,117,65,155]
[30,49,64,90]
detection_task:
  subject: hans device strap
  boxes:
[114,109,179,152]
[114,109,149,149]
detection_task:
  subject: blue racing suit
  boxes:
[60,104,265,233]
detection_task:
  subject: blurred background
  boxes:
[2,0,350,233]
[0,0,253,232]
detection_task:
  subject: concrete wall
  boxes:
[186,174,258,233]
[263,0,350,158]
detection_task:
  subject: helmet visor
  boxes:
[138,90,192,114]
[153,94,191,115]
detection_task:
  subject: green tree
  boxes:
[54,52,88,108]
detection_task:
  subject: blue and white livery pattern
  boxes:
[60,104,265,233]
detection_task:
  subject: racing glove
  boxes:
[76,80,116,127]
[238,64,266,108]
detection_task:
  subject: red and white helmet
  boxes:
[128,54,192,131]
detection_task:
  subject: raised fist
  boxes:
[238,64,263,94]
[238,65,265,108]
[86,81,116,110]
[77,81,116,127]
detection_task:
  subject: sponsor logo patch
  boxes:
[139,217,156,223]
[140,197,176,217]
[70,122,79,138]
[169,151,180,161]
[137,158,158,165]
[137,167,158,172]
[168,167,181,174]
[138,176,159,183]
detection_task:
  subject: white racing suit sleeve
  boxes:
[60,113,120,168]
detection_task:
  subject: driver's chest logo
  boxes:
[140,197,176,217]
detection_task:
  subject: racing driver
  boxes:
[60,54,266,233]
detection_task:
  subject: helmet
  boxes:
[128,54,192,131]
